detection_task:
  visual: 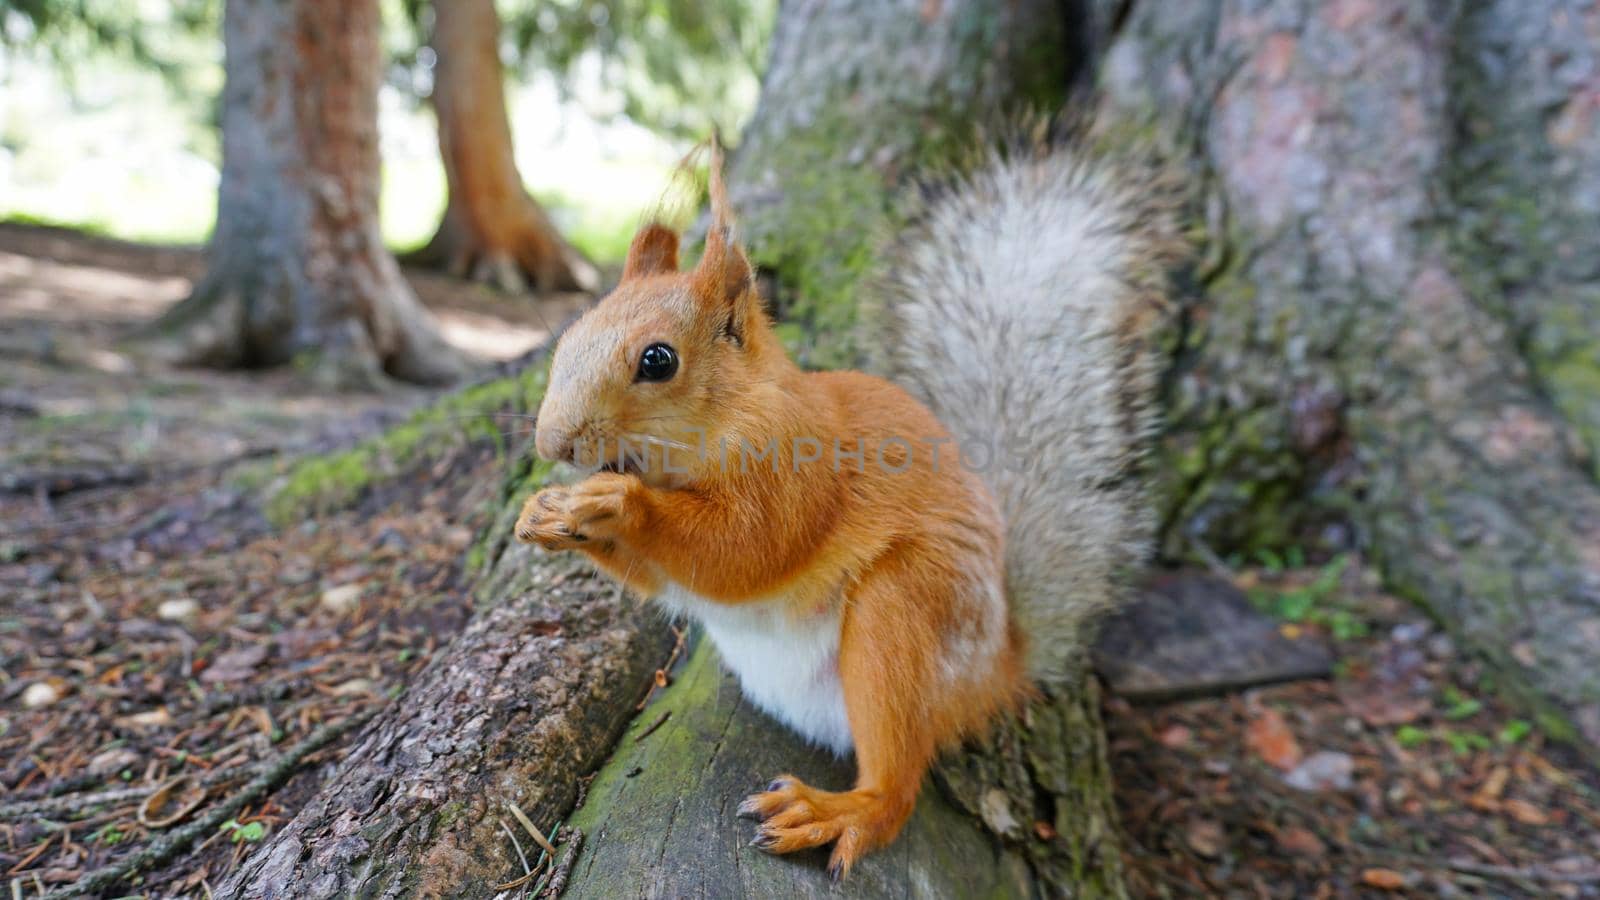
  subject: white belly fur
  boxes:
[655,583,852,755]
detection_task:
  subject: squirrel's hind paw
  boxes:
[741,776,903,881]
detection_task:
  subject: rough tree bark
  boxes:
[143,0,469,388]
[407,0,599,295]
[1101,0,1600,743]
[221,554,673,897]
[726,0,1091,367]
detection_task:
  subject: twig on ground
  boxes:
[539,827,583,899]
[635,626,686,710]
[1,760,261,821]
[633,710,671,743]
[5,834,54,877]
[1185,532,1235,581]
[0,785,153,821]
[38,705,378,900]
[505,800,558,857]
[493,817,540,891]
[1441,859,1600,886]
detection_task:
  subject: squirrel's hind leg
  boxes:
[743,547,1002,879]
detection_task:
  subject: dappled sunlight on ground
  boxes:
[0,223,583,478]
[0,250,189,323]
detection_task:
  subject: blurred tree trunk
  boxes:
[1106,0,1600,744]
[143,0,468,388]
[407,0,599,295]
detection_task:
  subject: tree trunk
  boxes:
[143,0,469,388]
[726,0,1087,368]
[560,641,1122,898]
[408,0,599,295]
[564,0,1129,896]
[1103,0,1600,744]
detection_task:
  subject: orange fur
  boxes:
[515,146,1027,877]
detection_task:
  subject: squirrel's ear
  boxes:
[621,223,680,281]
[690,137,756,344]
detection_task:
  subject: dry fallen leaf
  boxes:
[1417,763,1443,792]
[156,597,200,621]
[1186,818,1225,858]
[1284,751,1355,793]
[328,678,376,697]
[138,775,208,828]
[1276,826,1326,859]
[1344,689,1431,727]
[115,708,173,730]
[1504,798,1549,826]
[319,583,362,615]
[200,643,269,683]
[1469,765,1510,810]
[1246,707,1304,772]
[1361,867,1407,890]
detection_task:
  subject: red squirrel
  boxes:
[515,129,1181,878]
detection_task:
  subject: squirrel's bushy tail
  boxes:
[873,118,1185,684]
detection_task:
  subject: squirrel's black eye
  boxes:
[636,342,679,382]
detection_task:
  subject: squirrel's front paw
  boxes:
[559,471,638,541]
[514,473,639,550]
[515,486,583,551]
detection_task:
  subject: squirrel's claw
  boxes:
[740,776,886,880]
[558,471,637,541]
[515,474,638,551]
[515,488,585,551]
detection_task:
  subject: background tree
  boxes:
[396,0,771,294]
[143,0,468,387]
[405,0,599,294]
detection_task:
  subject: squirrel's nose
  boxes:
[535,423,574,463]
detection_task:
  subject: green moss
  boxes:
[741,140,895,370]
[735,18,1066,372]
[434,800,468,831]
[264,365,549,526]
[1537,336,1600,480]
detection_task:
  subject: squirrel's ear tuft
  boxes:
[621,223,680,281]
[690,137,755,344]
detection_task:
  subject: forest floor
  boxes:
[1,224,1597,898]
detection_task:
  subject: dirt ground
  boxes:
[1,225,1597,898]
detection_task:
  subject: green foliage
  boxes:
[391,0,774,139]
[1246,554,1366,638]
[1395,724,1492,756]
[0,0,217,84]
[1498,719,1532,745]
[1441,686,1484,722]
[1438,729,1492,756]
[220,819,267,843]
[1394,725,1428,748]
